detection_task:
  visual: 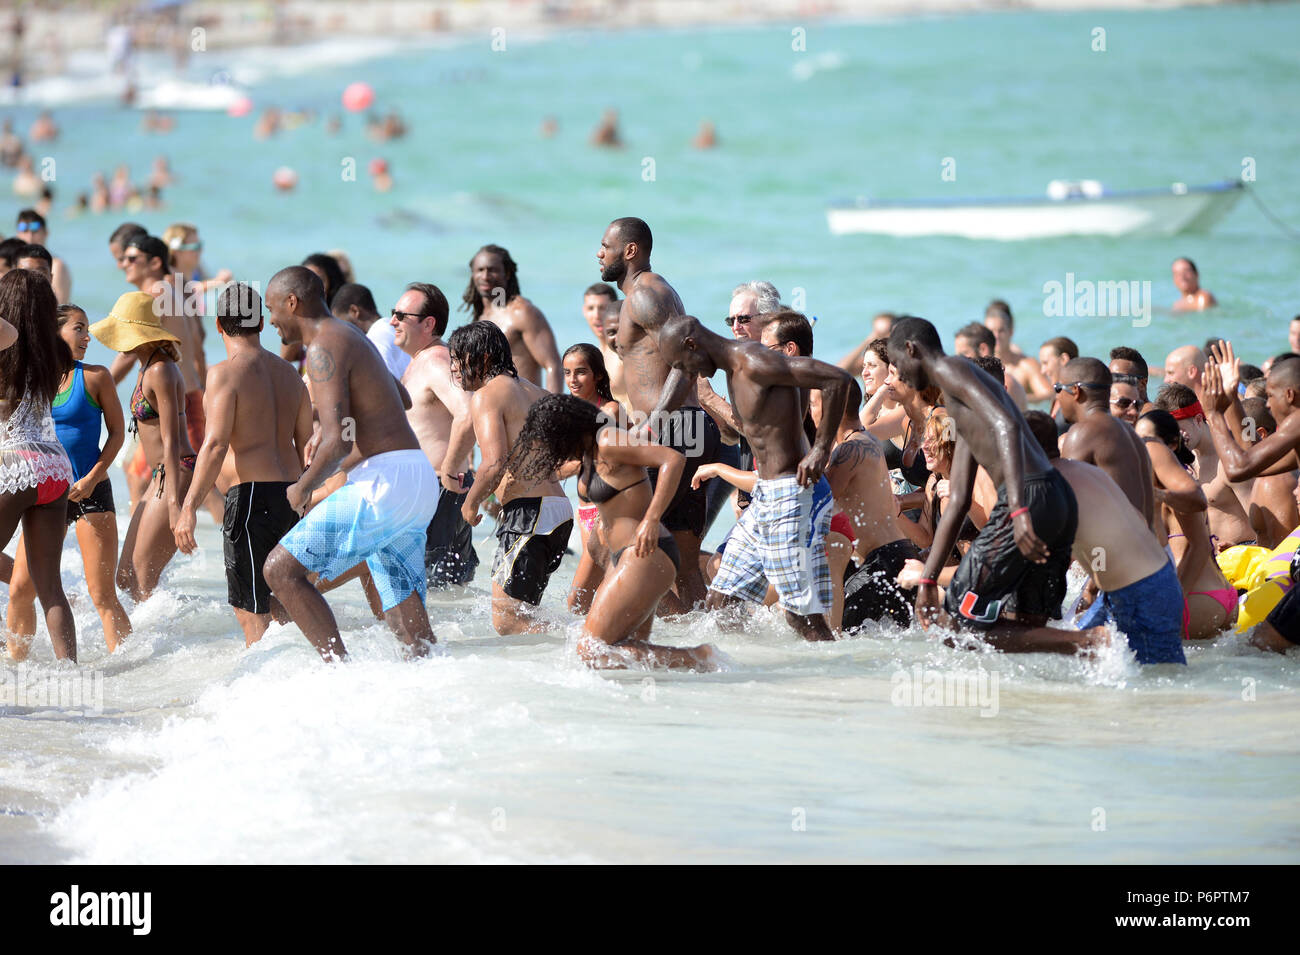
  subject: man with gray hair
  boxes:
[725,280,781,342]
[698,280,783,535]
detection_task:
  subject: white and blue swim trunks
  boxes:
[709,474,833,616]
[280,449,439,611]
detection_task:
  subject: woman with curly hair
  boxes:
[0,269,77,660]
[92,290,196,602]
[507,393,717,669]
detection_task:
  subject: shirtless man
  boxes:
[452,321,572,635]
[15,209,71,303]
[582,282,628,405]
[599,216,722,610]
[1201,357,1300,651]
[953,322,1028,410]
[111,234,206,436]
[392,282,477,587]
[985,301,1052,403]
[889,317,1099,653]
[1238,398,1299,549]
[1154,382,1254,549]
[827,377,923,631]
[174,283,313,646]
[1164,345,1206,390]
[656,313,851,642]
[1024,411,1185,665]
[1171,257,1217,312]
[1056,358,1156,531]
[332,282,409,381]
[461,243,562,391]
[262,266,439,661]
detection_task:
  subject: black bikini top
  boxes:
[578,455,646,505]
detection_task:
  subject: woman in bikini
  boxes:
[507,394,716,670]
[91,291,196,602]
[1137,409,1237,638]
[0,270,78,660]
[8,305,132,659]
[560,343,625,614]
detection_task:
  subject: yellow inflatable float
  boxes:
[1219,527,1300,632]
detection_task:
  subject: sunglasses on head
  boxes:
[1111,372,1141,385]
[725,314,755,328]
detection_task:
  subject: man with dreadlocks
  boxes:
[461,243,563,393]
[506,393,718,669]
[452,321,573,635]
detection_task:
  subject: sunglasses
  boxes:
[391,309,424,322]
[173,241,203,252]
[725,314,755,328]
[119,253,141,265]
[1110,396,1139,411]
[15,222,42,233]
[1053,381,1108,393]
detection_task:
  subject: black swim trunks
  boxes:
[645,406,722,537]
[943,469,1078,629]
[491,495,573,605]
[425,469,479,587]
[65,478,115,527]
[1265,582,1300,645]
[842,538,923,631]
[223,480,299,614]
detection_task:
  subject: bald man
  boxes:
[1164,345,1206,390]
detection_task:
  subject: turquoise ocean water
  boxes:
[0,5,1298,863]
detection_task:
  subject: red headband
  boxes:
[1170,401,1205,421]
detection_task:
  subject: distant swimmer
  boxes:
[888,317,1102,654]
[590,108,622,148]
[1024,411,1185,665]
[692,120,717,149]
[262,267,440,662]
[460,243,563,392]
[508,394,719,670]
[391,282,479,589]
[174,284,313,647]
[599,216,721,611]
[451,321,572,635]
[539,115,558,138]
[658,312,851,642]
[1171,257,1217,312]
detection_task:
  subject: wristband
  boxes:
[1009,506,1029,519]
[919,578,937,587]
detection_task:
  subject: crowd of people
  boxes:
[0,212,1297,671]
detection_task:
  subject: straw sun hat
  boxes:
[90,291,182,359]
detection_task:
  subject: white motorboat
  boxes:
[826,180,1244,240]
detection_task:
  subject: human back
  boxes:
[218,345,309,487]
[1055,457,1166,592]
[313,316,419,460]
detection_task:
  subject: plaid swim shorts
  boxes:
[709,474,832,617]
[280,449,439,611]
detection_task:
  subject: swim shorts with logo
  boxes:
[944,468,1078,629]
[280,449,438,611]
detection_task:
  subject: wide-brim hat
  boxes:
[90,291,182,355]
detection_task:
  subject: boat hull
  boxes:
[826,182,1244,240]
